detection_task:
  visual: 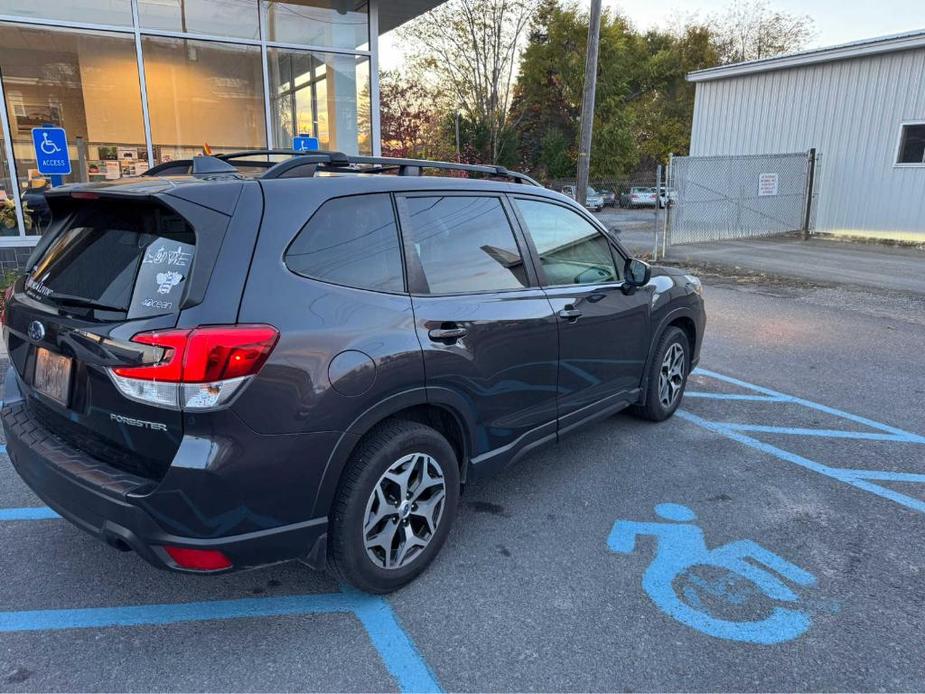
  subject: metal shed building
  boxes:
[687,30,925,242]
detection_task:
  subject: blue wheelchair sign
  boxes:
[609,503,817,645]
[32,127,71,176]
[293,135,319,152]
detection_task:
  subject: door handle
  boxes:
[428,326,468,342]
[557,308,582,322]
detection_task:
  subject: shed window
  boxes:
[897,123,925,164]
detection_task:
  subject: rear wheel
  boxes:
[632,326,690,422]
[328,419,460,593]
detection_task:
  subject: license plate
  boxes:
[34,347,73,406]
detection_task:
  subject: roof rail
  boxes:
[145,149,542,186]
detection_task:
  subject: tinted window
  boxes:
[285,194,404,292]
[27,201,195,319]
[514,199,619,286]
[403,196,528,294]
[897,124,925,164]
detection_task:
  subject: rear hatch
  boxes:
[4,187,236,482]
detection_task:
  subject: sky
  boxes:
[379,0,925,70]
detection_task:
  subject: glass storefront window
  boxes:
[268,48,369,155]
[0,1,133,26]
[142,37,267,161]
[262,1,369,51]
[138,0,260,40]
[0,135,19,237]
[0,24,147,235]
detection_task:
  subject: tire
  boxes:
[631,326,690,422]
[328,419,460,593]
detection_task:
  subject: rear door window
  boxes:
[26,201,195,319]
[284,193,405,293]
[401,195,529,294]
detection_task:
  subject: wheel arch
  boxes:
[310,388,475,518]
[638,308,699,405]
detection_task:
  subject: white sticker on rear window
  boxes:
[129,239,195,319]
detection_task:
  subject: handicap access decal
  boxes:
[608,503,818,645]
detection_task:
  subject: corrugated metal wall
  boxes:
[690,47,925,239]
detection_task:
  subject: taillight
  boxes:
[108,324,278,411]
[163,546,232,571]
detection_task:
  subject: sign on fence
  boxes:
[757,173,779,197]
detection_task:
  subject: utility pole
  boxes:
[576,0,603,208]
[455,112,461,160]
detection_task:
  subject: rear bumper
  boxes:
[1,374,328,574]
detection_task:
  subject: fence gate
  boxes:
[667,151,817,245]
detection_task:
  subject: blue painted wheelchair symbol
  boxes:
[293,135,319,152]
[31,127,71,175]
[608,503,816,644]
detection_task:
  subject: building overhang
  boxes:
[377,0,448,34]
[688,29,925,83]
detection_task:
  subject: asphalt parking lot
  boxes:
[2,276,924,692]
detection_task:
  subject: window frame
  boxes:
[283,191,408,295]
[394,190,541,297]
[894,120,925,168]
[507,193,629,290]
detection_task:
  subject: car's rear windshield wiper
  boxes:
[47,293,127,312]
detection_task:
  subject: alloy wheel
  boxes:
[658,342,686,408]
[363,452,447,570]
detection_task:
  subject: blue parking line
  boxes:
[0,592,441,692]
[717,423,925,444]
[685,392,788,402]
[694,368,922,440]
[0,444,6,454]
[0,506,60,521]
[676,409,925,515]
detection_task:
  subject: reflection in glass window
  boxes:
[285,194,404,292]
[897,123,925,164]
[0,0,133,26]
[268,48,370,154]
[0,24,147,235]
[143,37,267,162]
[515,199,619,286]
[138,0,260,40]
[0,130,17,237]
[404,196,528,294]
[263,1,369,50]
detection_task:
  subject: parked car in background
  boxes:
[600,189,617,207]
[620,187,657,208]
[558,185,605,212]
[585,187,605,212]
[658,187,678,209]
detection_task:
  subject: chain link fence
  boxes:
[666,151,818,246]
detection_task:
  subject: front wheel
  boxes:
[631,326,690,421]
[328,419,460,593]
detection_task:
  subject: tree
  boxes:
[509,2,660,179]
[378,71,451,159]
[711,0,815,64]
[398,0,541,164]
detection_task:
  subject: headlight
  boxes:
[684,274,703,295]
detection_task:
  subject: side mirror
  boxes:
[624,257,651,287]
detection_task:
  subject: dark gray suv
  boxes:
[1,151,705,593]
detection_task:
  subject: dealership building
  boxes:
[688,30,925,241]
[0,0,443,260]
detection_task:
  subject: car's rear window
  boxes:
[26,200,195,319]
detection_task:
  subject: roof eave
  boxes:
[688,29,925,83]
